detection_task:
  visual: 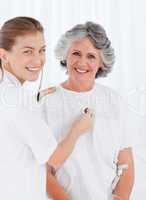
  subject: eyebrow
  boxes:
[72,49,80,52]
[87,52,97,55]
[72,49,97,55]
[21,45,46,49]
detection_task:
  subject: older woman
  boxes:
[42,22,137,200]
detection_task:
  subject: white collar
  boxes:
[2,70,22,87]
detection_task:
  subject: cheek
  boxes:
[89,63,99,72]
[67,54,78,65]
[90,63,96,68]
[90,58,102,71]
[10,58,21,68]
[66,58,75,71]
[41,56,46,64]
[17,56,29,64]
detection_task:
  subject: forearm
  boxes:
[113,174,134,200]
[46,109,93,169]
[47,128,78,168]
[113,148,134,200]
[46,168,71,200]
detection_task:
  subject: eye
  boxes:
[87,54,96,59]
[40,48,46,54]
[23,50,33,55]
[72,51,81,56]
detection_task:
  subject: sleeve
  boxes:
[14,108,57,164]
[119,97,141,149]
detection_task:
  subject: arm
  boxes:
[45,128,84,199]
[113,148,134,200]
[40,87,93,169]
[46,109,93,197]
[40,88,94,197]
[46,166,71,200]
[47,109,93,169]
[47,127,80,168]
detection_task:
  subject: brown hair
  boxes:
[0,16,44,72]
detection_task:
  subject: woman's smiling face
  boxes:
[0,31,46,84]
[66,37,102,91]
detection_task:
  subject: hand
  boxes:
[46,167,72,200]
[39,87,56,99]
[71,107,94,138]
[112,194,123,200]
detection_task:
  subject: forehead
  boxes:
[70,37,98,53]
[12,32,45,49]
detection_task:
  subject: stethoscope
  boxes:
[36,69,43,102]
[36,69,93,117]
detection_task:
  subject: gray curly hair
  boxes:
[55,21,115,78]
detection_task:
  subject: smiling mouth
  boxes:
[25,67,41,72]
[75,68,89,74]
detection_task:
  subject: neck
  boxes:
[4,68,25,85]
[62,79,94,92]
[3,66,24,85]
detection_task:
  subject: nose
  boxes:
[32,54,43,67]
[78,56,87,67]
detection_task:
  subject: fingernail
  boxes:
[84,107,89,113]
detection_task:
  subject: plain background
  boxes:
[0,0,146,199]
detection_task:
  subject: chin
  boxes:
[27,75,39,82]
[74,76,88,83]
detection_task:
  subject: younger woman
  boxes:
[0,17,94,200]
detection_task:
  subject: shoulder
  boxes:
[95,84,139,123]
[38,86,64,113]
[0,84,38,115]
[0,85,22,109]
[94,83,129,120]
[94,82,121,104]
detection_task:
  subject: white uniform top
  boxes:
[42,84,139,200]
[0,71,57,200]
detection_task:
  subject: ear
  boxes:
[99,59,105,70]
[98,51,105,70]
[0,48,9,63]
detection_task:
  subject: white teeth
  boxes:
[26,67,40,72]
[75,68,88,73]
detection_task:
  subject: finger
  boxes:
[83,107,92,114]
[47,87,56,93]
[83,108,94,118]
[40,87,56,98]
[84,107,89,114]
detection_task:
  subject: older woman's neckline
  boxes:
[60,82,96,94]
